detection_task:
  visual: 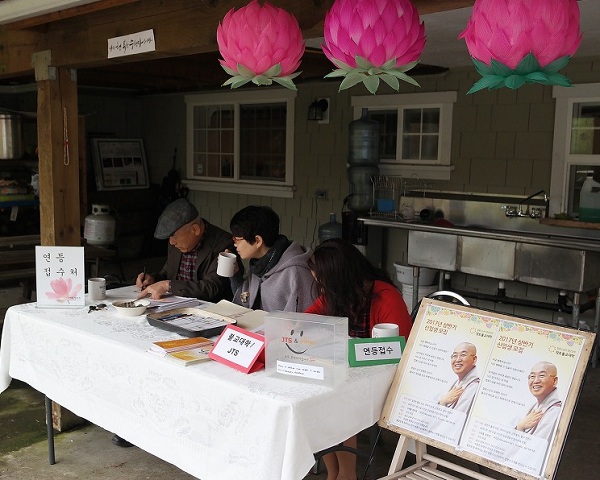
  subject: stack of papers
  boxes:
[146,295,202,313]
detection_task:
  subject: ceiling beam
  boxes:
[0,0,475,80]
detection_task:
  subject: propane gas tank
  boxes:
[84,204,116,245]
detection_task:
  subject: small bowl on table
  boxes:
[112,299,151,317]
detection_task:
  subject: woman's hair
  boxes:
[230,205,280,246]
[307,238,393,320]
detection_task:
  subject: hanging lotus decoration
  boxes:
[321,0,426,94]
[459,0,582,94]
[216,0,304,90]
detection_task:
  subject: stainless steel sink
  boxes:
[366,218,600,293]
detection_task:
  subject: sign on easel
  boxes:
[35,246,85,307]
[379,298,595,480]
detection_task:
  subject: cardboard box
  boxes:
[265,311,348,386]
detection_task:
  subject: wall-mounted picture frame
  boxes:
[91,138,149,191]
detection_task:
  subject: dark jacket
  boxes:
[151,220,238,301]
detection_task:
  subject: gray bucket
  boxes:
[0,113,24,159]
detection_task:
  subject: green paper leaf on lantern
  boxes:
[325,68,352,78]
[547,72,572,87]
[505,75,526,89]
[388,70,420,87]
[380,74,400,91]
[398,61,419,73]
[355,55,374,70]
[525,72,549,83]
[338,73,367,91]
[381,58,398,70]
[263,64,282,78]
[272,76,298,90]
[223,76,252,89]
[363,75,380,95]
[472,58,494,76]
[542,55,571,74]
[221,65,238,76]
[490,58,514,77]
[237,64,255,79]
[514,54,541,76]
[252,75,273,86]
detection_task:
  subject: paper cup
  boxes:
[88,277,106,301]
[372,323,399,338]
[217,252,237,277]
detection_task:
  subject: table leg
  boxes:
[45,396,55,465]
[593,288,600,368]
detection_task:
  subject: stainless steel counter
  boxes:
[360,217,600,252]
[361,216,600,294]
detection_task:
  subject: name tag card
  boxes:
[209,324,265,373]
[35,246,85,308]
[348,336,406,367]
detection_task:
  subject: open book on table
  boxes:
[379,298,595,480]
[201,300,266,333]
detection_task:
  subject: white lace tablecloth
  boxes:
[0,288,396,480]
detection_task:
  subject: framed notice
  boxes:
[35,246,85,307]
[91,138,149,191]
[379,298,595,480]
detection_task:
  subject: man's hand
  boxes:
[136,272,154,290]
[516,409,543,432]
[438,385,464,406]
[137,280,170,300]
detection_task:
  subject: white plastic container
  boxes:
[579,175,600,223]
[400,283,438,312]
[393,262,437,286]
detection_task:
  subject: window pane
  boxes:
[422,109,440,133]
[240,103,286,181]
[403,109,422,133]
[567,164,600,215]
[421,135,439,160]
[402,134,420,160]
[194,153,207,176]
[570,102,600,154]
[370,110,397,159]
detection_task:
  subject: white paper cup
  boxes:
[217,252,237,277]
[88,277,106,301]
[372,323,399,338]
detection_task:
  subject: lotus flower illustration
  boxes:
[459,0,582,93]
[46,277,82,303]
[216,0,304,90]
[321,0,426,94]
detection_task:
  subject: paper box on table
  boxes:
[265,311,348,386]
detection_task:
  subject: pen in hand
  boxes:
[140,265,147,290]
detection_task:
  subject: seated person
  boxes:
[137,198,239,301]
[305,238,412,480]
[227,205,315,312]
[114,199,239,448]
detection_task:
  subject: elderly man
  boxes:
[438,342,480,414]
[137,198,238,301]
[515,361,562,440]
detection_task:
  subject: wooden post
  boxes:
[34,50,81,247]
[33,50,84,431]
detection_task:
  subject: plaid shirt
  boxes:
[176,249,197,281]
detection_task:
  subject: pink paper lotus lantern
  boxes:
[459,0,582,94]
[321,0,426,94]
[216,0,305,90]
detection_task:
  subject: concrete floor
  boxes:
[1,366,600,479]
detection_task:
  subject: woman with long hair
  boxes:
[305,238,412,480]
